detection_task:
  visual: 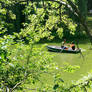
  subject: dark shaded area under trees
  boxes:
[1,0,92,43]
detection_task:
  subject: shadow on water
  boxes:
[47,50,80,54]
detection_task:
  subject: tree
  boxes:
[1,0,92,92]
[47,0,92,43]
[0,3,57,90]
[87,0,92,10]
[1,0,91,42]
[22,0,92,43]
[0,32,58,91]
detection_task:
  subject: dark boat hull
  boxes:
[47,46,80,53]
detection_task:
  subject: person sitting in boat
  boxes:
[70,42,75,50]
[61,42,64,48]
[61,39,68,49]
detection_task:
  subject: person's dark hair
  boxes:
[64,39,66,41]
[71,41,74,44]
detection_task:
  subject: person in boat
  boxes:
[70,42,75,50]
[61,39,68,49]
[61,39,66,48]
[61,42,64,48]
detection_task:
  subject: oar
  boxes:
[60,46,64,53]
[76,42,85,60]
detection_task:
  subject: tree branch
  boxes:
[68,77,92,91]
[11,81,23,92]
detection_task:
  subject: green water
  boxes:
[38,41,92,85]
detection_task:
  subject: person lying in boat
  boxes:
[70,42,75,50]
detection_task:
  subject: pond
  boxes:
[38,41,92,86]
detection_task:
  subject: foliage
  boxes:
[22,1,77,40]
[0,0,89,39]
[0,34,58,91]
[61,63,80,73]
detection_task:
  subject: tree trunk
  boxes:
[82,21,92,44]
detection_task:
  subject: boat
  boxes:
[47,46,81,53]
